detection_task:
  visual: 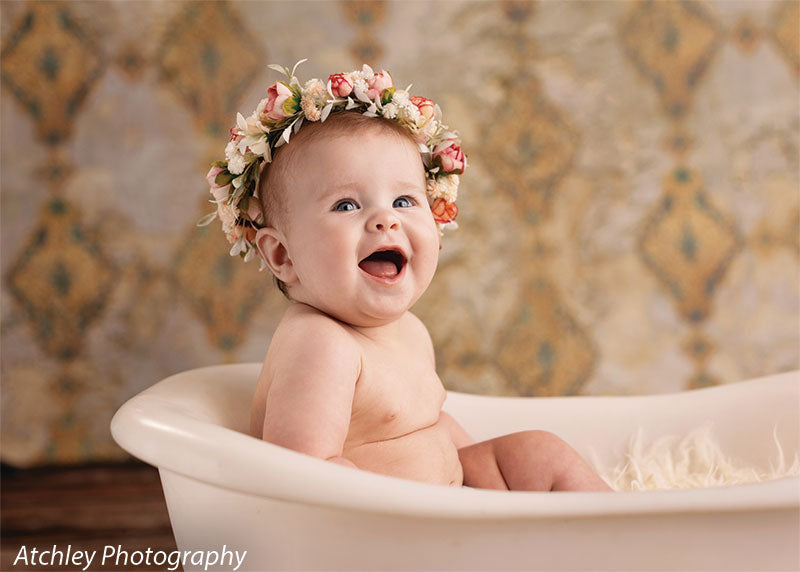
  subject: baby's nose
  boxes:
[369,209,400,232]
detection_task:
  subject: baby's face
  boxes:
[278,129,440,327]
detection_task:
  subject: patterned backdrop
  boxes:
[1,0,798,467]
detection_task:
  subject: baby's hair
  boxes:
[257,111,423,298]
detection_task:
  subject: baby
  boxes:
[205,62,610,492]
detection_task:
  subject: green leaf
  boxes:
[268,63,289,76]
[230,180,249,204]
[282,97,301,117]
[290,58,308,77]
[197,211,217,227]
[381,87,395,106]
[244,161,260,185]
[214,170,234,187]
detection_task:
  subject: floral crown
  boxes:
[199,60,466,267]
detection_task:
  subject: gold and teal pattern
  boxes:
[620,0,721,119]
[341,1,387,65]
[173,200,279,355]
[438,0,596,396]
[0,1,105,145]
[6,198,116,360]
[622,1,741,389]
[732,14,761,55]
[1,0,797,466]
[115,41,148,83]
[770,1,799,76]
[495,275,597,397]
[484,74,578,225]
[639,168,742,324]
[156,1,264,138]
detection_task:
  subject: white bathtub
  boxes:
[111,365,799,571]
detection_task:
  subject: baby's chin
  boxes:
[326,303,412,329]
[289,290,414,329]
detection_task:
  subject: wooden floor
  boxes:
[1,461,180,571]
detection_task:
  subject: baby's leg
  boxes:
[458,431,611,492]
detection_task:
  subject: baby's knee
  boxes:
[499,430,568,456]
[495,430,582,472]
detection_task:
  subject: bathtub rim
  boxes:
[111,364,800,521]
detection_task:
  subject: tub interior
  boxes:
[111,365,800,516]
[134,364,799,475]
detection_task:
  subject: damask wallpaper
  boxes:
[1,0,798,466]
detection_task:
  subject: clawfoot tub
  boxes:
[111,365,799,571]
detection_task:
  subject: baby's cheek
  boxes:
[417,233,440,280]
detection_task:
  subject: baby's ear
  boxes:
[255,227,298,284]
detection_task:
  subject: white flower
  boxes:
[437,220,459,236]
[422,118,439,136]
[301,95,322,121]
[229,235,247,256]
[247,135,268,156]
[303,78,326,99]
[228,155,246,175]
[238,114,269,155]
[427,174,459,203]
[301,79,328,121]
[401,102,421,123]
[392,90,410,106]
[238,112,263,136]
[243,244,256,262]
[351,67,369,82]
[352,78,371,102]
[225,141,246,175]
[381,102,398,119]
[218,203,239,241]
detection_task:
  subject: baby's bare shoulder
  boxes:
[271,303,361,367]
[403,311,435,358]
[251,304,361,439]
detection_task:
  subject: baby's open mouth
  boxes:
[358,249,406,279]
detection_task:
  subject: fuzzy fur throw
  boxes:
[598,424,800,491]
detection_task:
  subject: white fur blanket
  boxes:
[598,424,800,491]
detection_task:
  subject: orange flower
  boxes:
[410,96,435,128]
[431,198,458,224]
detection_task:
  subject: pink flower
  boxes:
[431,198,458,224]
[217,202,237,227]
[410,96,435,129]
[231,224,257,243]
[366,70,393,100]
[258,82,296,123]
[245,198,263,225]
[328,73,353,98]
[206,166,232,202]
[411,96,434,118]
[433,139,466,175]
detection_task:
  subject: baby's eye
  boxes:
[393,196,415,208]
[334,199,359,212]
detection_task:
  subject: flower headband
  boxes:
[199,60,466,266]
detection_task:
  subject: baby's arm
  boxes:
[260,314,362,468]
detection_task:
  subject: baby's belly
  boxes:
[343,420,463,487]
